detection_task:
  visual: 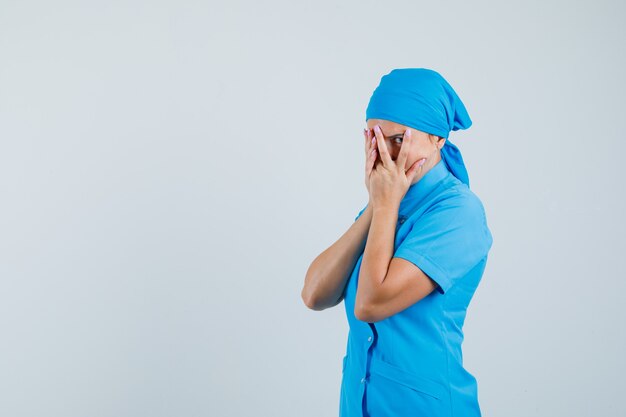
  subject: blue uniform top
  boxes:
[339,158,493,417]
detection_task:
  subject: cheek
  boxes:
[407,148,426,166]
[410,143,427,159]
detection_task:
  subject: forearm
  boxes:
[354,204,398,316]
[302,204,373,310]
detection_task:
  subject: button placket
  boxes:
[360,331,375,385]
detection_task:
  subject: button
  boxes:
[360,377,366,384]
[367,336,372,342]
[398,217,406,224]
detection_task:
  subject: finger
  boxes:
[407,158,427,182]
[396,128,411,173]
[364,128,374,156]
[373,124,393,168]
[366,146,377,178]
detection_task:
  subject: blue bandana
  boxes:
[365,68,473,187]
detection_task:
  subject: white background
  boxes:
[1,0,624,416]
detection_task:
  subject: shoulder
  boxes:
[426,179,487,223]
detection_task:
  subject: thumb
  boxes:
[407,158,427,181]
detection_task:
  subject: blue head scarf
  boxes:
[365,68,473,187]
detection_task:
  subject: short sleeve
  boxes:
[354,203,368,222]
[393,195,493,294]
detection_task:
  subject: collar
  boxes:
[398,158,450,217]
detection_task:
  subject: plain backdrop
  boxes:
[1,1,625,416]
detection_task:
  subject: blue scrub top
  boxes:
[339,158,493,417]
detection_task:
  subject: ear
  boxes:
[438,137,446,150]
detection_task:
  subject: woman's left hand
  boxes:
[367,125,426,211]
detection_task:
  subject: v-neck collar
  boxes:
[398,158,450,217]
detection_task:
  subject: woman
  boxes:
[302,68,493,417]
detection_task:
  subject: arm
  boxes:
[353,124,437,322]
[354,205,437,323]
[301,204,373,311]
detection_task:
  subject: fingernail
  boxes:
[374,125,381,133]
[406,128,411,137]
[419,159,426,166]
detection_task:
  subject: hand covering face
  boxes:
[365,68,473,187]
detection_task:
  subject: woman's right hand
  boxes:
[363,127,378,200]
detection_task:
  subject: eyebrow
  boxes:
[369,130,404,138]
[367,127,406,139]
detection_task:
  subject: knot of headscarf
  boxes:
[365,68,473,187]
